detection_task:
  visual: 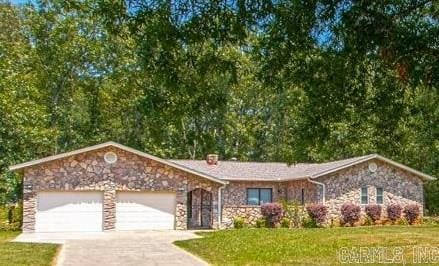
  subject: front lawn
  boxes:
[0,231,59,266]
[175,226,439,265]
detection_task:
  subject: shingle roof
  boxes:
[170,154,377,181]
[9,141,434,182]
[9,142,227,185]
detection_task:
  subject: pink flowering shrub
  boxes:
[306,203,328,226]
[387,204,402,222]
[365,204,382,223]
[341,203,361,226]
[261,203,283,227]
[403,204,420,225]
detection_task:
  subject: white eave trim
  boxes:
[9,141,227,185]
[311,154,435,181]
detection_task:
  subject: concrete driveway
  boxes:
[14,231,208,266]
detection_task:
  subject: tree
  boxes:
[0,0,437,212]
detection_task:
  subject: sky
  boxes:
[9,0,33,4]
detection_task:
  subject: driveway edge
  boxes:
[172,243,209,266]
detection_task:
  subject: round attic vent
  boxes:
[104,152,118,164]
[368,162,377,172]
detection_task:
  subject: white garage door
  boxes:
[116,192,176,230]
[36,191,103,232]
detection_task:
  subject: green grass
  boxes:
[0,231,59,266]
[175,226,439,265]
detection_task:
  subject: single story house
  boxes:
[10,141,434,232]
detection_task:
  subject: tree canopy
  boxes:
[0,0,437,212]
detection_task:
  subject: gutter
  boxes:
[218,184,227,229]
[307,178,326,204]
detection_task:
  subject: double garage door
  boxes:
[35,191,176,232]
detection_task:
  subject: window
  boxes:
[376,188,383,204]
[361,187,368,204]
[247,188,272,205]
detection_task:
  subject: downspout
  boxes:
[218,183,227,229]
[307,178,326,204]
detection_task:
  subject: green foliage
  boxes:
[422,216,439,226]
[280,217,291,228]
[396,218,409,226]
[280,200,307,228]
[0,231,58,264]
[362,216,373,227]
[175,226,439,265]
[302,218,318,228]
[255,218,267,228]
[0,1,437,212]
[0,204,22,231]
[233,217,246,229]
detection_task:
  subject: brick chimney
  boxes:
[206,154,219,166]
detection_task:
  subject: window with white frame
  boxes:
[361,187,368,204]
[376,187,383,204]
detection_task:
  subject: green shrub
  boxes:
[423,216,439,226]
[329,217,341,227]
[255,218,267,228]
[0,204,22,231]
[362,216,373,226]
[280,200,307,228]
[302,217,318,228]
[396,217,409,225]
[233,217,246,229]
[280,217,291,228]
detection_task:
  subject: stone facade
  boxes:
[222,206,263,227]
[318,159,424,219]
[221,181,283,227]
[220,160,425,227]
[22,146,221,232]
[221,180,318,227]
[222,181,284,206]
[284,180,318,204]
[21,147,426,231]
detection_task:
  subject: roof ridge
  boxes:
[171,155,375,165]
[9,141,227,185]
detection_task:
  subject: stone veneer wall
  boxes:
[221,180,319,227]
[220,160,425,227]
[22,147,221,232]
[285,180,318,204]
[21,149,426,231]
[318,159,425,220]
[221,181,285,227]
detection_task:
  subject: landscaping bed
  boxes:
[175,226,439,265]
[0,231,58,266]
